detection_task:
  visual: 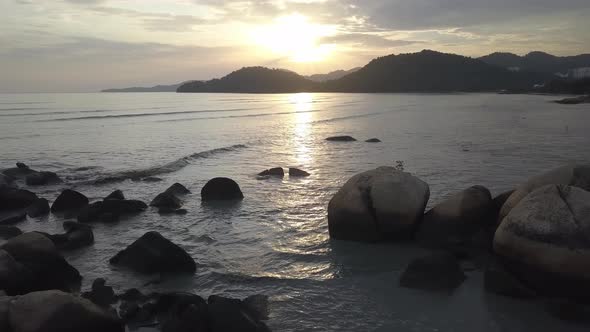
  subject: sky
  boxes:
[1,0,589,92]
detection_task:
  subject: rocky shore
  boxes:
[2,160,590,329]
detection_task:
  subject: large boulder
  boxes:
[399,252,465,291]
[416,185,495,249]
[494,184,590,298]
[498,164,590,222]
[0,188,38,211]
[0,232,81,295]
[201,178,244,201]
[25,171,61,186]
[0,174,15,189]
[51,189,88,213]
[25,198,50,218]
[328,167,430,242]
[109,231,196,274]
[8,290,124,332]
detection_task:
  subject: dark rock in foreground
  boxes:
[0,188,38,211]
[25,198,50,218]
[0,212,26,226]
[554,95,590,104]
[0,225,22,239]
[399,252,465,291]
[25,171,62,186]
[105,190,125,200]
[326,135,357,142]
[150,192,181,209]
[258,167,284,177]
[328,166,430,242]
[365,138,382,143]
[201,177,244,201]
[43,222,94,251]
[7,290,124,332]
[288,168,310,177]
[51,189,89,213]
[484,258,535,298]
[0,174,15,189]
[110,231,196,274]
[82,278,117,308]
[208,295,271,332]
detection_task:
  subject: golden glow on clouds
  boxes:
[251,14,336,63]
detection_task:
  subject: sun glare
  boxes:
[252,14,335,63]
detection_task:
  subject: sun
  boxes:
[251,14,335,63]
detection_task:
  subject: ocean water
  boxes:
[1,92,589,331]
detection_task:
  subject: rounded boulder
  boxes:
[201,178,244,201]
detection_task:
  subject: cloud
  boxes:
[321,33,422,48]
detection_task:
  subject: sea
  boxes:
[1,92,589,331]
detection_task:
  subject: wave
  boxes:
[0,107,47,112]
[90,144,247,184]
[311,110,391,124]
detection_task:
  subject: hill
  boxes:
[177,67,316,93]
[306,68,361,82]
[479,52,590,75]
[101,83,182,92]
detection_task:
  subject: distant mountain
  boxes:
[306,68,361,82]
[479,52,590,75]
[177,50,552,94]
[101,83,182,92]
[177,67,316,93]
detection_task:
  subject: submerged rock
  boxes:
[326,135,357,142]
[25,171,61,186]
[399,252,465,291]
[51,189,89,213]
[1,162,36,178]
[25,198,50,218]
[328,166,430,242]
[165,183,191,196]
[201,178,244,201]
[494,184,590,298]
[110,231,196,274]
[365,138,382,143]
[82,278,117,308]
[150,192,182,209]
[8,290,124,332]
[77,199,146,223]
[288,168,310,177]
[498,164,590,222]
[258,167,284,177]
[554,95,590,104]
[416,185,495,250]
[104,190,125,200]
[0,188,38,211]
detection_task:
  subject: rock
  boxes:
[399,252,465,291]
[77,202,104,223]
[494,184,590,297]
[1,163,35,178]
[119,288,146,302]
[554,95,590,104]
[0,249,28,296]
[8,290,124,332]
[201,178,244,201]
[0,188,38,211]
[51,189,89,213]
[25,171,61,186]
[0,174,14,189]
[82,278,116,308]
[109,231,196,274]
[101,199,147,215]
[0,212,26,226]
[258,168,284,177]
[365,138,381,143]
[56,222,94,250]
[158,293,208,332]
[545,299,590,323]
[208,295,271,332]
[416,185,495,250]
[498,164,590,222]
[326,136,357,142]
[165,183,191,196]
[143,177,162,182]
[150,192,182,209]
[104,190,124,200]
[328,166,430,242]
[492,190,514,222]
[25,198,50,218]
[16,162,28,170]
[288,168,310,177]
[1,232,81,295]
[0,294,11,332]
[243,295,270,321]
[484,258,536,299]
[0,226,22,239]
[158,207,188,215]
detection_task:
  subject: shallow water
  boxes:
[1,92,589,331]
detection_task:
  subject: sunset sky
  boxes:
[1,0,589,92]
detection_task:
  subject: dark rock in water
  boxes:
[82,278,117,308]
[399,252,465,291]
[545,299,590,323]
[484,258,535,299]
[201,178,244,201]
[243,294,270,321]
[158,207,188,215]
[109,231,196,274]
[0,188,38,211]
[119,288,146,302]
[158,293,208,332]
[1,232,81,295]
[0,174,15,189]
[16,162,28,169]
[208,295,271,332]
[51,189,89,213]
[492,190,514,223]
[328,166,430,242]
[26,198,50,218]
[8,290,124,332]
[151,192,182,209]
[365,138,382,143]
[326,135,357,142]
[77,201,104,223]
[0,225,22,239]
[416,185,495,250]
[0,212,26,225]
[105,190,125,200]
[258,167,284,177]
[143,177,163,182]
[0,249,27,294]
[0,293,11,331]
[25,171,62,186]
[494,184,590,298]
[288,168,310,177]
[554,95,590,104]
[1,162,36,178]
[165,183,191,196]
[48,222,94,251]
[101,199,147,215]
